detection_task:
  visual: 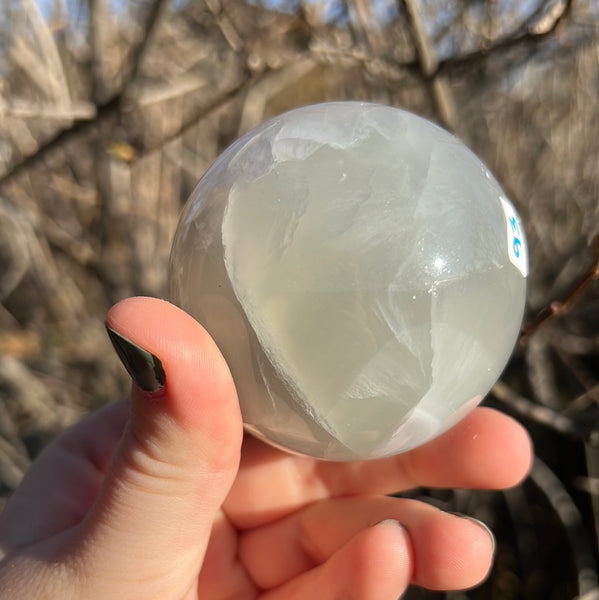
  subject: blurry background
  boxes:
[0,0,598,597]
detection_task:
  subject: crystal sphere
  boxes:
[168,102,528,461]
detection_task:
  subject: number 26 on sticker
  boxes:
[500,197,528,277]
[508,216,522,258]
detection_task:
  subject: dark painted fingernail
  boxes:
[450,512,496,554]
[105,324,165,393]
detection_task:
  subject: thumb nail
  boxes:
[106,324,165,393]
[449,512,496,555]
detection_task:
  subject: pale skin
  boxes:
[0,297,532,599]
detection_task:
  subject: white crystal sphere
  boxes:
[169,102,528,461]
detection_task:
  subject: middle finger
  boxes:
[224,407,531,528]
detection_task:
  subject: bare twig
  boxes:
[400,0,436,76]
[520,236,599,344]
[437,0,573,76]
[135,76,208,107]
[0,0,169,189]
[399,0,456,129]
[0,98,97,120]
[527,0,570,36]
[118,0,170,90]
[565,384,599,416]
[0,96,121,189]
[88,0,109,102]
[237,59,315,134]
[530,458,599,596]
[142,71,253,155]
[525,335,561,408]
[19,0,71,107]
[204,0,244,52]
[584,444,599,555]
[491,381,597,442]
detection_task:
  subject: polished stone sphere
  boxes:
[168,102,528,461]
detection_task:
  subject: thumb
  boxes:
[76,297,243,597]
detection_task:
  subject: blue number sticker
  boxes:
[500,197,528,277]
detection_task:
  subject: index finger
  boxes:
[224,407,532,528]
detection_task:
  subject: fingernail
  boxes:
[105,324,165,393]
[449,512,496,554]
[375,519,409,534]
[377,519,403,527]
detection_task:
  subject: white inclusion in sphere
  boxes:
[168,102,528,461]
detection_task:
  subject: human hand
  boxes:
[0,297,532,599]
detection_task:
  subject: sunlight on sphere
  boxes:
[168,102,528,461]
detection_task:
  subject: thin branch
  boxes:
[491,381,597,443]
[0,0,170,189]
[142,71,254,155]
[136,75,208,107]
[0,95,120,189]
[530,458,599,596]
[520,235,599,344]
[400,0,437,76]
[527,0,570,36]
[88,0,107,103]
[399,0,456,129]
[237,59,314,135]
[584,443,599,556]
[19,0,71,107]
[437,0,573,77]
[0,98,97,120]
[118,0,170,91]
[204,0,244,52]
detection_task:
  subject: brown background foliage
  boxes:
[0,1,598,597]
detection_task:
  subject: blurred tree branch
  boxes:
[0,0,169,188]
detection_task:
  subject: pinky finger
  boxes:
[260,520,412,600]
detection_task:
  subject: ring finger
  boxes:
[239,495,495,592]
